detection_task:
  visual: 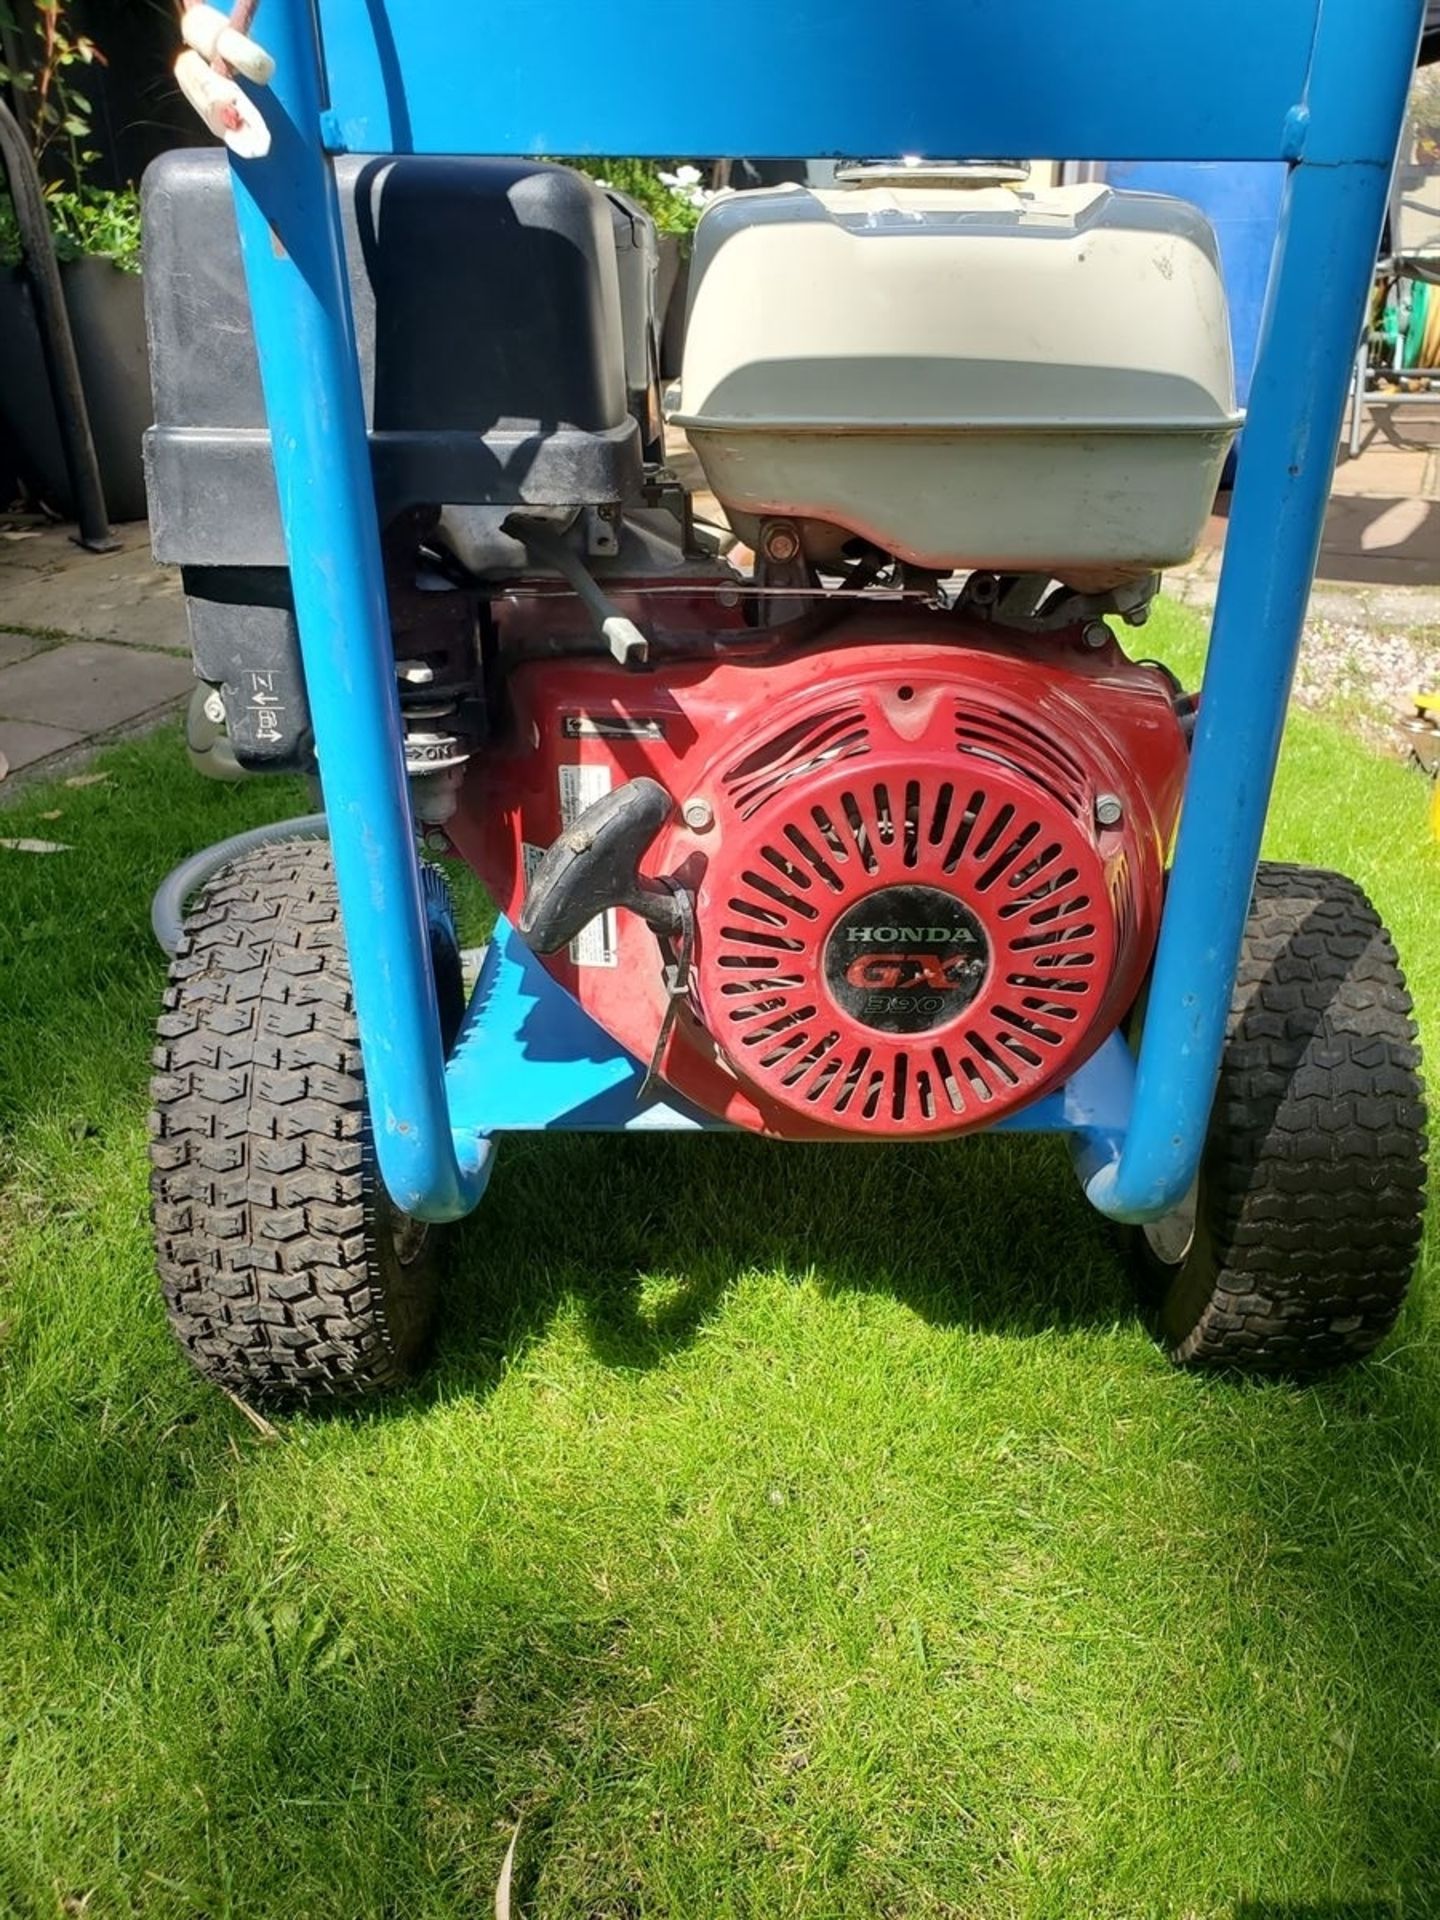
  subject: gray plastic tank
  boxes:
[673,164,1242,572]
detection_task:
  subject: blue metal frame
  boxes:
[225,0,1422,1225]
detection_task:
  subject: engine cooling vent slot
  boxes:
[954,703,1089,820]
[721,705,870,819]
[704,768,1114,1137]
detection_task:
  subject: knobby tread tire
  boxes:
[1138,862,1427,1375]
[149,838,461,1404]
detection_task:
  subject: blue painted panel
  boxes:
[444,922,1134,1147]
[446,919,722,1134]
[317,0,1338,163]
[994,1034,1133,1151]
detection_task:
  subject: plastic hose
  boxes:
[1405,280,1432,367]
[150,813,328,957]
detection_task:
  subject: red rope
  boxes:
[226,0,260,41]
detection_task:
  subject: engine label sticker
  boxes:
[558,764,618,968]
[243,669,285,748]
[562,714,665,741]
[823,884,990,1035]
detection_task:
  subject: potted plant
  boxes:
[0,0,150,521]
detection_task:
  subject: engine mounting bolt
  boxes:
[682,797,715,832]
[762,521,802,565]
[1082,620,1111,650]
[1094,792,1124,829]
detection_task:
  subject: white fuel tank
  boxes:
[673,168,1242,573]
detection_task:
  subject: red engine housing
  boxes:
[452,610,1187,1138]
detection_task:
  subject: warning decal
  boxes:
[558,764,618,968]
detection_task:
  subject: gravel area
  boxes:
[1292,613,1440,753]
[1171,562,1440,754]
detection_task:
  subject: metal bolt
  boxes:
[761,521,802,565]
[1094,792,1124,829]
[1081,620,1111,650]
[585,504,620,557]
[682,797,715,832]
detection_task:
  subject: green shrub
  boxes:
[0,181,142,271]
[0,0,141,271]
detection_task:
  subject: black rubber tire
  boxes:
[1130,861,1428,1376]
[149,838,465,1405]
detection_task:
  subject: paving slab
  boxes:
[1330,446,1429,498]
[0,522,186,652]
[1172,573,1218,611]
[1323,494,1439,559]
[0,639,192,733]
[0,717,85,774]
[0,630,48,669]
[1351,402,1440,453]
[1178,485,1440,599]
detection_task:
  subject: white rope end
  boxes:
[174,48,271,159]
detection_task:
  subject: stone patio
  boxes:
[1173,401,1440,618]
[0,523,191,786]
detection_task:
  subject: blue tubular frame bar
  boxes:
[225,0,1422,1226]
[227,0,490,1220]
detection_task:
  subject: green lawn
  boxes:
[1,600,1438,1919]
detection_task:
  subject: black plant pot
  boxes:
[0,252,152,523]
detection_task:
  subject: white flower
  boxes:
[657,166,715,212]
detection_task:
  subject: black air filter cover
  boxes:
[142,152,640,566]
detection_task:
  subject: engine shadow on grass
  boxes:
[414,1128,1440,1910]
[162,1217,1440,1912]
[429,1123,1132,1396]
